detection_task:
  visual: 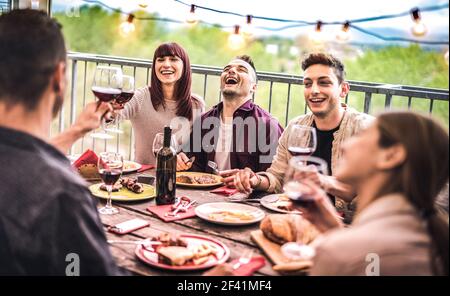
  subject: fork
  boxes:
[232,249,254,270]
[207,160,220,175]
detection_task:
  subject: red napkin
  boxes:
[210,186,239,196]
[231,256,266,276]
[138,164,155,173]
[72,149,98,168]
[147,204,196,222]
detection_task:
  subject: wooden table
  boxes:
[96,170,279,276]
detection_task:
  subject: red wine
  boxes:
[99,169,122,186]
[116,91,134,104]
[155,127,177,205]
[284,181,314,207]
[92,86,121,102]
[288,147,314,157]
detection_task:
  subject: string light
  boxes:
[242,15,254,39]
[186,4,198,25]
[80,0,449,46]
[411,7,427,37]
[119,14,136,37]
[228,25,245,50]
[336,21,351,42]
[310,21,324,44]
[31,0,39,9]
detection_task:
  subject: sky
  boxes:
[54,0,449,43]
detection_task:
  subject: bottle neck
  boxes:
[163,128,172,148]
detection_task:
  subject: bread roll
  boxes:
[260,214,319,245]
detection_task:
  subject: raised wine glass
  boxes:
[90,65,123,139]
[98,152,124,215]
[281,156,328,260]
[287,125,317,157]
[104,75,135,134]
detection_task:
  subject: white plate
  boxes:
[260,194,302,214]
[123,160,142,173]
[195,202,265,226]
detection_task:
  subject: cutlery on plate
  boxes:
[207,160,220,175]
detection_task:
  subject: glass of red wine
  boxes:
[105,75,135,134]
[90,66,123,139]
[287,125,317,157]
[152,132,178,158]
[281,155,328,260]
[97,152,124,215]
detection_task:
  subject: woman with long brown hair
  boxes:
[296,111,449,275]
[117,42,204,164]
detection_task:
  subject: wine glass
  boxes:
[104,75,135,134]
[287,125,317,157]
[281,156,328,260]
[152,132,178,158]
[98,152,124,215]
[90,66,123,139]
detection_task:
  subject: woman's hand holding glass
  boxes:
[104,75,135,134]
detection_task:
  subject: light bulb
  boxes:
[412,20,427,37]
[336,21,351,42]
[138,1,149,9]
[186,4,198,25]
[31,0,39,9]
[310,21,324,44]
[228,25,245,50]
[411,8,427,37]
[242,15,254,39]
[119,15,136,37]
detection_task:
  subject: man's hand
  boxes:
[176,152,193,171]
[219,169,240,187]
[73,101,113,135]
[232,168,259,194]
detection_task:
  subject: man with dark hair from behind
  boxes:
[0,9,124,275]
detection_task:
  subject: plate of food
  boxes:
[89,177,155,201]
[195,202,265,226]
[123,160,142,173]
[176,172,222,188]
[260,194,302,214]
[134,232,230,271]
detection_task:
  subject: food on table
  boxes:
[99,183,123,192]
[208,210,256,222]
[151,232,188,247]
[192,243,218,259]
[260,214,319,245]
[157,246,195,266]
[176,174,218,185]
[98,177,144,194]
[121,177,144,193]
[152,233,217,266]
[78,163,100,179]
[272,194,295,212]
[123,161,138,171]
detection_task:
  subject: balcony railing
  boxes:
[61,52,449,160]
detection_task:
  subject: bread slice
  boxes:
[157,246,194,266]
